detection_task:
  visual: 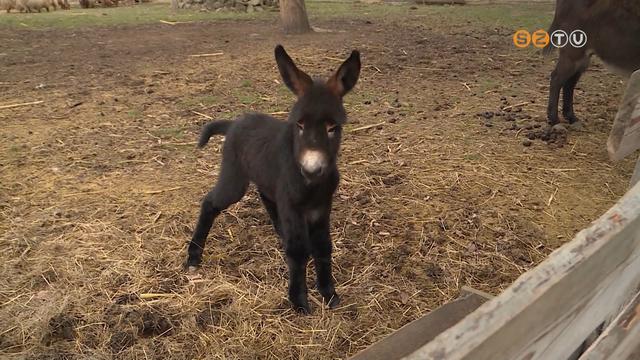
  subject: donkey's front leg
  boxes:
[310,216,339,308]
[279,204,311,314]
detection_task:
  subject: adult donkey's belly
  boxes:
[590,18,640,77]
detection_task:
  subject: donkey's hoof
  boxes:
[563,112,580,125]
[183,260,200,273]
[569,121,585,131]
[326,293,341,309]
[319,286,340,309]
[295,303,312,315]
[290,296,312,315]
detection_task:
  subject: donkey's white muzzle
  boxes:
[300,150,327,177]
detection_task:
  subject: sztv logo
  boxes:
[513,29,587,49]
[550,30,587,48]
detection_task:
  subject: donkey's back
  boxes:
[199,112,289,196]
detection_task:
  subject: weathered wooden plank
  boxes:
[580,290,640,360]
[403,183,640,360]
[631,155,640,187]
[608,70,640,162]
[350,289,491,360]
[459,285,494,300]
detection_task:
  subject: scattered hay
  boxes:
[0,13,634,360]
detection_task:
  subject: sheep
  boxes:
[79,0,95,8]
[0,0,16,13]
[17,0,53,12]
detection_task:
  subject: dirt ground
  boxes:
[0,3,637,359]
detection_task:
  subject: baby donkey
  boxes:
[186,45,361,314]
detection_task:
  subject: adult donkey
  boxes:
[545,0,640,125]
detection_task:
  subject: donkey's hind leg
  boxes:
[562,70,584,124]
[186,160,248,270]
[548,49,587,125]
[259,192,282,237]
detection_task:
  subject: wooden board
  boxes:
[580,290,640,360]
[350,287,491,360]
[402,183,640,360]
[632,156,640,187]
[608,70,640,162]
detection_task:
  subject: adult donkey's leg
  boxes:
[548,48,586,125]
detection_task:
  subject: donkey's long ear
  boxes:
[327,50,361,97]
[275,45,313,97]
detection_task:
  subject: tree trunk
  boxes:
[171,0,179,11]
[280,0,312,34]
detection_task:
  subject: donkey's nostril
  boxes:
[304,166,323,177]
[300,150,326,177]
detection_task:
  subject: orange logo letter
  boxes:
[513,30,531,48]
[532,29,549,48]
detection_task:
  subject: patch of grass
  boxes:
[463,153,480,161]
[274,85,291,99]
[150,126,185,139]
[306,2,553,31]
[238,93,259,105]
[180,95,218,108]
[0,3,268,29]
[0,1,554,30]
[475,77,499,94]
[8,144,21,153]
[224,109,246,119]
[348,90,379,105]
[127,109,142,118]
[420,4,554,30]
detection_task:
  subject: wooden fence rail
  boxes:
[401,182,640,359]
[351,182,640,360]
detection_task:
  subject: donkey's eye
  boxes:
[327,125,337,134]
[296,121,304,130]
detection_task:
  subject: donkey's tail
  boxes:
[542,20,559,56]
[542,1,564,56]
[198,120,233,148]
